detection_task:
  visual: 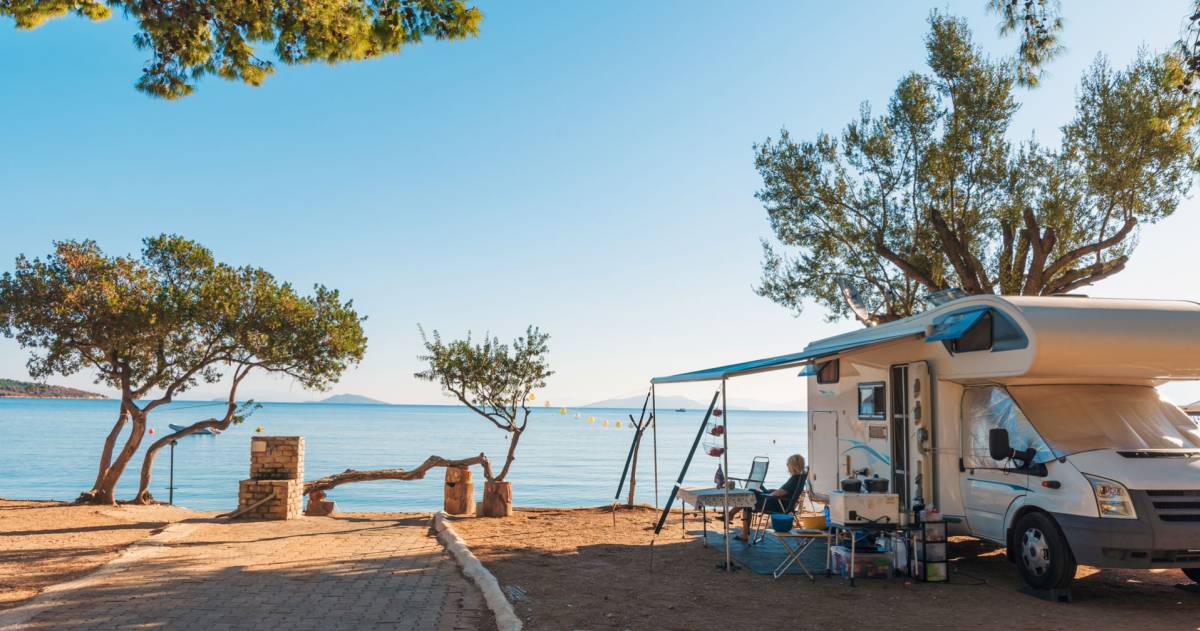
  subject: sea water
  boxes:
[0,399,806,512]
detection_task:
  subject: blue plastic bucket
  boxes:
[771,513,794,532]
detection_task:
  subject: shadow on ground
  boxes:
[14,514,492,631]
[451,506,1200,631]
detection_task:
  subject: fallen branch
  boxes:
[219,492,276,520]
[303,453,494,495]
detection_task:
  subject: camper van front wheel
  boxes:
[1013,512,1076,590]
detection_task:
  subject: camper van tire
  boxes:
[1013,512,1076,590]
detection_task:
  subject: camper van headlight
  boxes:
[1084,474,1137,519]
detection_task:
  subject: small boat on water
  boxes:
[169,423,222,436]
[675,408,687,413]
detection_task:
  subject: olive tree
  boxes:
[0,235,366,505]
[0,0,481,99]
[755,14,1200,324]
[415,325,551,517]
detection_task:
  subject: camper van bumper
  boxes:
[1052,490,1200,569]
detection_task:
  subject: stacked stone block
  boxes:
[236,436,305,520]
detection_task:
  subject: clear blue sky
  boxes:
[2,1,1199,407]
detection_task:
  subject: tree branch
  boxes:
[303,453,495,494]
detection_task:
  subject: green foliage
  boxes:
[416,325,551,480]
[0,0,482,99]
[0,234,368,403]
[755,14,1200,323]
[987,0,1064,88]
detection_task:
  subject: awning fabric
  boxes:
[925,308,988,342]
[652,327,922,384]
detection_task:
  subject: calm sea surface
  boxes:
[0,399,807,512]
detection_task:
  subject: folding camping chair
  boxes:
[751,469,809,545]
[727,456,769,491]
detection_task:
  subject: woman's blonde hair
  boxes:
[786,454,806,476]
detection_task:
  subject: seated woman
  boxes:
[729,453,806,542]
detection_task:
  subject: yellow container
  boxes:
[797,514,827,530]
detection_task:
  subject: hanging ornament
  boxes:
[714,409,723,417]
[528,393,537,401]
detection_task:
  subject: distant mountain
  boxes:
[0,378,106,400]
[583,393,804,411]
[583,394,703,409]
[314,393,389,405]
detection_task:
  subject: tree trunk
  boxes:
[303,454,494,495]
[89,408,147,505]
[495,427,522,481]
[478,481,513,518]
[79,407,128,504]
[132,417,233,504]
[443,466,474,515]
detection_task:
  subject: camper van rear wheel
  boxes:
[1013,512,1076,590]
[1184,568,1200,584]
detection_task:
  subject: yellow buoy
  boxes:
[616,421,622,428]
[559,407,567,415]
[588,416,595,424]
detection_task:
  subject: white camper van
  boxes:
[803,295,1200,590]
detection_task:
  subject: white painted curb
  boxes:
[0,518,208,629]
[432,511,523,631]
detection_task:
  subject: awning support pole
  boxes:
[652,384,659,510]
[721,378,732,573]
[652,390,721,535]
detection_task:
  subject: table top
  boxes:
[773,529,832,538]
[678,486,756,507]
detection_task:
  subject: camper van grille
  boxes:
[1146,490,1200,522]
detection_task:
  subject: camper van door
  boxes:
[960,387,1034,542]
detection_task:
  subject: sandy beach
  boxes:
[0,499,203,608]
[450,506,1200,631]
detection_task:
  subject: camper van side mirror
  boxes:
[988,428,1011,462]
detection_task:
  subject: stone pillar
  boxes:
[236,436,305,520]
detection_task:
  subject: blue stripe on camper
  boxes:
[925,308,989,342]
[840,440,892,466]
[966,477,1030,493]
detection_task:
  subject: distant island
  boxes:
[584,394,703,409]
[0,378,107,400]
[314,394,390,405]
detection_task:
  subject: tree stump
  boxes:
[444,466,475,515]
[477,481,512,518]
[304,490,336,517]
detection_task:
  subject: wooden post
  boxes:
[444,466,475,515]
[626,431,640,508]
[478,481,513,517]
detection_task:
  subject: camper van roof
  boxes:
[803,294,1200,383]
[652,295,1200,385]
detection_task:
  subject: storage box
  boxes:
[828,491,900,526]
[831,545,893,579]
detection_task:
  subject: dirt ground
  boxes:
[0,499,203,608]
[451,505,1200,631]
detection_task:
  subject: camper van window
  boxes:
[962,386,1054,469]
[858,382,886,420]
[817,359,839,384]
[951,311,993,353]
[1008,385,1200,455]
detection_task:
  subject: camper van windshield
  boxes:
[1008,385,1200,456]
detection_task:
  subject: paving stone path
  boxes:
[14,514,493,631]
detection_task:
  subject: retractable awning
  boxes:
[651,323,925,384]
